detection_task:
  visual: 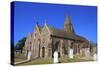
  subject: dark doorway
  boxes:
[42,47,45,57]
[52,41,60,58]
[54,41,59,51]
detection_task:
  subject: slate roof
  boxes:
[48,26,87,42]
[36,24,88,42]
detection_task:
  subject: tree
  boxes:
[15,37,26,53]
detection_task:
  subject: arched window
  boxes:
[42,47,45,57]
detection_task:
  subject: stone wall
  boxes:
[24,24,92,60]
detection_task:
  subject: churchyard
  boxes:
[15,52,94,66]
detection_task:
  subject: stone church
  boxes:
[24,16,93,59]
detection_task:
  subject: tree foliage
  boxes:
[15,37,26,51]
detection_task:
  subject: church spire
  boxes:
[64,16,75,34]
[64,16,72,24]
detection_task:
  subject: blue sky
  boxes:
[13,1,97,45]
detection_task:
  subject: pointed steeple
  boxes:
[64,16,72,25]
[64,16,75,34]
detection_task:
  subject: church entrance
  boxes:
[52,41,60,58]
[42,47,45,57]
[54,41,59,51]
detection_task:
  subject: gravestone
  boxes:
[53,51,59,63]
[93,53,97,61]
[69,49,73,59]
[27,51,31,61]
[84,48,90,57]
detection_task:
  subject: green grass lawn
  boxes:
[14,51,94,66]
[59,55,93,63]
[15,55,94,66]
[15,58,27,62]
[16,58,53,66]
[14,52,27,63]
